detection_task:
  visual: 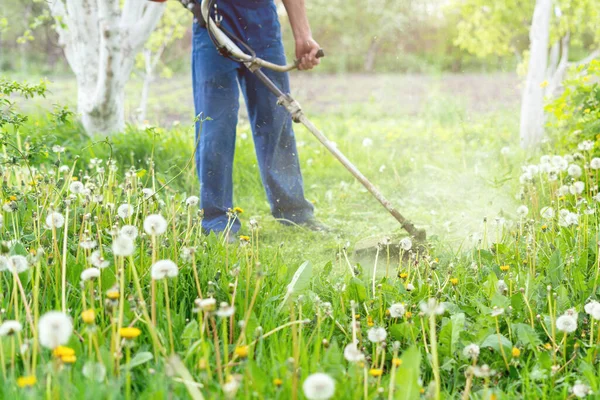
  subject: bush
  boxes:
[546,60,600,149]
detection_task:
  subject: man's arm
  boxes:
[281,0,320,70]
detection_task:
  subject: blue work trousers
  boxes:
[192,0,314,233]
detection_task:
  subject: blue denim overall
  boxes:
[191,0,314,233]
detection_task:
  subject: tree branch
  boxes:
[568,49,600,67]
[130,3,166,52]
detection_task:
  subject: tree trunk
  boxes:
[48,0,165,135]
[520,0,552,149]
[546,33,570,98]
[364,37,380,73]
[138,49,153,124]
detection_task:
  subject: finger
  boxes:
[300,55,310,70]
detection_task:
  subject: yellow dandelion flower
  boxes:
[354,314,361,319]
[500,265,510,272]
[512,347,521,357]
[544,343,552,350]
[53,346,75,358]
[273,378,283,387]
[233,207,244,214]
[106,290,120,300]
[239,235,250,242]
[81,309,95,324]
[9,195,17,201]
[405,311,412,319]
[369,368,383,377]
[540,80,549,88]
[398,272,408,279]
[17,375,36,388]
[119,327,141,339]
[234,346,249,358]
[490,394,498,400]
[61,354,77,364]
[450,278,459,286]
[367,315,374,327]
[71,176,78,181]
[392,358,402,367]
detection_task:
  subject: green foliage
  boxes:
[546,60,600,147]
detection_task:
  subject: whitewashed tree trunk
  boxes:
[520,0,552,149]
[48,0,165,135]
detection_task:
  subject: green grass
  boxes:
[3,74,599,400]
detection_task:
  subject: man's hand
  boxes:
[282,0,320,71]
[295,37,321,70]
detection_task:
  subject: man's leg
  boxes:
[239,50,315,224]
[192,22,242,233]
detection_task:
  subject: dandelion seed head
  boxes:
[151,259,178,280]
[38,311,73,349]
[120,225,138,240]
[185,196,199,207]
[46,212,65,229]
[343,341,364,362]
[117,204,134,219]
[69,181,84,194]
[388,303,405,318]
[112,236,135,257]
[571,381,592,398]
[463,343,480,360]
[302,373,336,400]
[0,320,22,336]
[367,327,387,343]
[143,214,167,236]
[556,314,577,333]
[80,268,100,282]
[7,255,29,274]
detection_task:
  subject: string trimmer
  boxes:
[152,0,427,247]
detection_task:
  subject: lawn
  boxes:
[1,72,597,399]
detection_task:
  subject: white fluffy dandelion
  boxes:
[215,302,235,318]
[463,343,480,360]
[112,236,135,257]
[388,303,405,318]
[572,381,592,398]
[570,181,585,195]
[80,268,101,282]
[302,373,336,400]
[185,196,199,207]
[79,238,97,250]
[142,188,155,199]
[90,250,109,269]
[399,237,412,251]
[556,314,577,333]
[590,158,600,170]
[151,260,178,280]
[46,212,65,229]
[195,298,217,312]
[367,327,387,343]
[362,138,373,147]
[516,205,529,217]
[117,204,134,219]
[540,207,555,220]
[6,255,29,274]
[38,311,73,349]
[420,298,445,316]
[343,342,364,362]
[0,320,22,336]
[120,225,139,240]
[568,164,583,178]
[585,301,600,320]
[143,214,168,236]
[69,181,84,194]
